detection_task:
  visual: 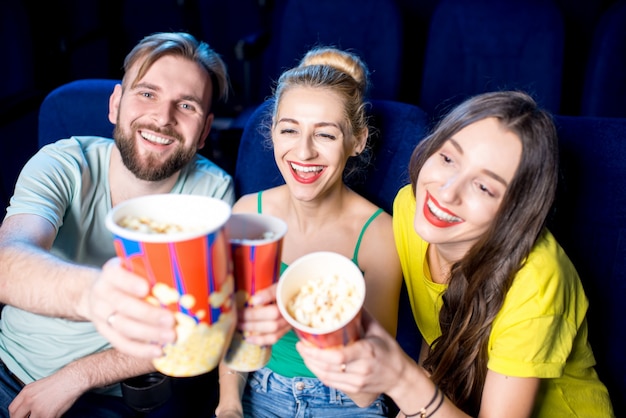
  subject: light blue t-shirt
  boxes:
[0,136,235,394]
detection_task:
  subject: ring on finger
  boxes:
[340,363,347,373]
[107,312,117,327]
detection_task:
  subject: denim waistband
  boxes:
[245,367,389,417]
[251,367,343,403]
[0,357,24,387]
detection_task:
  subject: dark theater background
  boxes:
[2,0,624,201]
[1,1,625,416]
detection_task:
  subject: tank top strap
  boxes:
[352,208,384,264]
[257,191,263,214]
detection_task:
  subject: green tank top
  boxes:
[257,191,382,377]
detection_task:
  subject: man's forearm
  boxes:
[0,240,97,321]
[60,348,156,392]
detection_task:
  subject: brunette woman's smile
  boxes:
[423,191,463,228]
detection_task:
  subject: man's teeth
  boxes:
[141,132,173,145]
[290,163,323,173]
[427,199,462,223]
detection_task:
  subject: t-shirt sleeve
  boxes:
[5,139,83,231]
[487,233,586,378]
[178,155,235,206]
[393,185,419,289]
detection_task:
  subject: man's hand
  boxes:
[8,369,86,418]
[89,258,176,358]
[8,348,159,418]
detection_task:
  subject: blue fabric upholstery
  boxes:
[234,99,429,214]
[419,0,565,118]
[233,99,281,197]
[580,0,626,118]
[256,0,405,104]
[38,79,118,148]
[549,115,626,416]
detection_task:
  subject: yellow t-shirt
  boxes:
[392,184,614,417]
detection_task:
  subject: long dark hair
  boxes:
[408,91,559,414]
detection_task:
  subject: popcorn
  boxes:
[153,311,235,377]
[287,274,362,330]
[223,331,271,371]
[210,279,234,308]
[229,230,276,244]
[223,289,272,371]
[179,294,196,310]
[118,215,184,234]
[117,215,210,235]
[151,283,181,306]
[148,281,235,377]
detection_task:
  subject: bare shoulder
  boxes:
[232,186,288,214]
[352,195,396,259]
[359,209,394,248]
[354,196,403,334]
[352,193,393,234]
[232,193,258,213]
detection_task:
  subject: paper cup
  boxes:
[276,251,365,348]
[105,194,235,377]
[222,213,288,371]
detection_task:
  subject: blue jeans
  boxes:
[242,367,388,418]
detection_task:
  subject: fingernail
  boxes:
[249,295,262,306]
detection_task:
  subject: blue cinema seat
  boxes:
[580,0,626,118]
[549,115,626,416]
[232,0,405,127]
[419,0,565,119]
[38,79,117,148]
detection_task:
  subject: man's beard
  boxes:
[113,124,197,182]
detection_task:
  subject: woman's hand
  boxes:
[237,284,291,346]
[296,309,411,395]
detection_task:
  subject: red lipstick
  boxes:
[422,192,463,228]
